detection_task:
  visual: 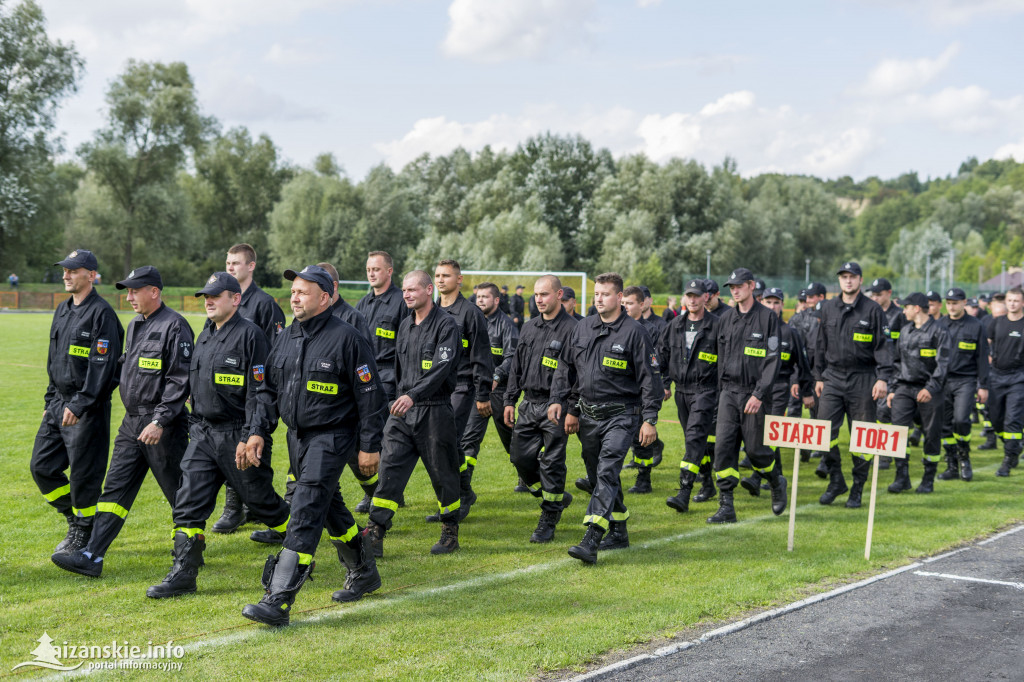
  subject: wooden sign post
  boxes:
[848,420,909,560]
[763,415,831,551]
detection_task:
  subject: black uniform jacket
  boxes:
[119,302,194,424]
[778,320,814,397]
[659,312,719,391]
[716,301,781,401]
[504,307,577,405]
[190,312,268,424]
[394,302,462,403]
[891,317,951,396]
[485,308,519,385]
[941,313,989,388]
[238,283,286,344]
[332,297,371,343]
[356,282,409,367]
[813,292,893,383]
[441,292,494,401]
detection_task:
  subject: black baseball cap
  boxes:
[900,292,929,308]
[979,293,992,303]
[562,286,576,300]
[55,249,99,271]
[515,285,524,291]
[837,261,862,276]
[866,277,892,293]
[993,291,1006,301]
[500,285,508,291]
[704,279,720,295]
[116,265,163,290]
[195,271,241,297]
[944,287,966,301]
[966,297,979,306]
[639,285,652,299]
[926,290,941,302]
[806,282,827,297]
[725,268,755,286]
[284,265,334,296]
[764,287,784,301]
[684,279,706,295]
[753,279,767,295]
[797,289,807,302]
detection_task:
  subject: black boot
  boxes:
[54,516,91,554]
[845,481,864,508]
[458,465,477,520]
[431,521,460,555]
[568,525,604,564]
[51,548,103,577]
[242,550,314,627]
[147,531,205,598]
[908,428,922,447]
[819,469,849,505]
[768,469,787,516]
[996,456,1012,477]
[693,472,716,502]
[667,472,695,512]
[878,456,891,470]
[362,522,385,558]
[514,477,530,493]
[331,531,381,602]
[814,458,829,479]
[598,520,629,550]
[624,457,638,470]
[1011,453,1020,469]
[959,444,973,481]
[916,460,937,493]
[628,467,652,494]
[937,447,959,481]
[212,485,246,534]
[740,471,762,497]
[739,455,753,469]
[888,459,912,492]
[979,432,997,450]
[707,490,737,524]
[530,510,561,543]
[250,528,286,544]
[354,482,375,514]
[574,477,594,495]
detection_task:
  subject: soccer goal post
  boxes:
[460,270,591,316]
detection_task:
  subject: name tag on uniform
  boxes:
[958,341,976,350]
[919,348,937,357]
[698,352,717,363]
[780,351,791,361]
[68,345,90,358]
[744,347,766,357]
[215,373,244,386]
[890,331,900,339]
[376,328,395,339]
[602,357,627,369]
[307,381,338,395]
[461,339,469,348]
[852,333,873,342]
[422,360,432,370]
[139,357,162,370]
[542,357,557,369]
[491,347,503,356]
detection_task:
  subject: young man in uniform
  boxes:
[511,285,526,329]
[504,275,578,542]
[356,251,409,403]
[240,265,386,626]
[53,266,194,577]
[987,287,1024,477]
[32,249,124,555]
[866,277,903,470]
[561,286,585,321]
[548,273,661,564]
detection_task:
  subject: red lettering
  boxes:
[816,425,827,447]
[892,432,899,451]
[853,426,865,448]
[769,420,779,442]
[803,424,814,445]
[866,429,877,449]
[877,430,889,451]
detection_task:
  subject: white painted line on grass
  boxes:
[913,570,1024,591]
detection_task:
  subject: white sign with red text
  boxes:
[763,416,831,450]
[848,421,908,459]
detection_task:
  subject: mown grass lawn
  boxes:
[1,312,1021,680]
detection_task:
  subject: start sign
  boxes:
[764,416,830,450]
[848,420,908,459]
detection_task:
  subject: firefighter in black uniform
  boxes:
[548,272,661,565]
[621,286,666,493]
[987,287,1024,477]
[504,275,577,542]
[453,282,518,508]
[32,249,124,555]
[704,279,725,317]
[886,293,952,493]
[662,279,720,513]
[435,259,493,520]
[511,285,526,329]
[706,269,786,523]
[365,270,464,556]
[356,250,409,402]
[561,286,585,321]
[214,243,287,534]
[240,265,386,626]
[53,266,193,577]
[866,277,903,471]
[938,287,988,482]
[814,262,893,508]
[146,272,292,598]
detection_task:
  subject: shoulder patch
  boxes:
[252,364,265,382]
[357,364,372,383]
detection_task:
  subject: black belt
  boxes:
[195,417,245,430]
[577,400,639,420]
[525,390,551,403]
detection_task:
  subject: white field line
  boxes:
[913,570,1024,590]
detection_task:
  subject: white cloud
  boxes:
[855,43,960,97]
[994,137,1024,162]
[700,91,755,117]
[264,42,327,66]
[442,0,597,62]
[801,128,877,175]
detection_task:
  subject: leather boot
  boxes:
[909,428,922,447]
[740,471,762,497]
[958,443,973,481]
[979,432,997,450]
[666,471,695,512]
[574,477,594,495]
[916,459,937,493]
[530,510,561,543]
[242,550,314,626]
[888,459,912,492]
[844,481,864,508]
[693,465,717,503]
[147,530,205,598]
[768,469,787,516]
[707,490,737,524]
[354,482,375,513]
[598,520,629,550]
[514,477,531,493]
[51,548,103,577]
[628,467,652,494]
[362,521,385,558]
[878,456,891,470]
[431,521,460,554]
[937,446,959,481]
[212,486,246,534]
[996,456,1012,477]
[331,530,381,602]
[54,516,91,554]
[568,525,604,564]
[814,458,829,480]
[819,470,849,505]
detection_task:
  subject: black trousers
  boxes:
[173,421,289,531]
[713,387,776,492]
[451,382,476,442]
[941,376,977,449]
[31,398,111,529]
[284,430,377,502]
[370,403,462,527]
[891,384,944,463]
[988,370,1024,457]
[377,364,398,403]
[818,371,877,483]
[460,386,514,466]
[674,387,717,480]
[509,399,569,513]
[86,412,188,557]
[577,412,638,531]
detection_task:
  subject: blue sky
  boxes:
[37,0,1024,181]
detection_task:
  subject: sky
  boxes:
[32,0,1024,181]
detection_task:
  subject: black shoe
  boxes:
[331,531,381,602]
[457,490,477,522]
[354,493,372,514]
[844,482,863,508]
[800,450,810,463]
[814,459,829,480]
[598,521,629,550]
[997,457,1012,477]
[937,453,959,481]
[628,468,652,494]
[54,518,90,554]
[362,522,385,558]
[878,456,891,470]
[916,462,937,493]
[250,528,286,544]
[707,491,737,524]
[514,477,530,493]
[52,549,103,577]
[530,511,561,543]
[888,461,912,492]
[431,521,460,555]
[769,473,787,516]
[740,472,762,497]
[959,449,973,481]
[819,472,848,505]
[212,486,246,534]
[666,487,692,513]
[908,428,922,448]
[147,531,205,598]
[574,478,594,495]
[979,434,997,450]
[568,525,604,564]
[242,550,314,627]
[1011,454,1020,469]
[693,476,717,503]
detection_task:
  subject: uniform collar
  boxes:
[295,307,334,336]
[412,301,440,327]
[537,306,568,327]
[210,310,243,343]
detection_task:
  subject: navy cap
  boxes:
[806,282,827,297]
[684,279,706,295]
[704,279,719,295]
[900,292,929,308]
[926,290,941,302]
[945,287,966,301]
[764,287,785,301]
[966,297,979,306]
[979,293,992,302]
[837,261,862,276]
[515,285,524,290]
[753,279,767,294]
[195,271,241,297]
[725,268,755,286]
[501,285,508,291]
[284,265,334,296]
[797,289,807,301]
[639,285,652,299]
[866,277,892,293]
[116,265,163,290]
[994,291,1007,300]
[55,249,99,271]
[562,286,576,300]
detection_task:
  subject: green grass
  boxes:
[1,312,1022,680]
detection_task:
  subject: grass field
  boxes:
[1,311,1022,680]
